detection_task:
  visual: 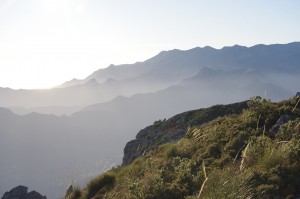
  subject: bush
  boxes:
[166,145,179,158]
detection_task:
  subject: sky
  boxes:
[0,0,299,89]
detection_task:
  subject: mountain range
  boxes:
[1,42,299,115]
[0,42,299,198]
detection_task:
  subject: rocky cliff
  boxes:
[122,101,248,165]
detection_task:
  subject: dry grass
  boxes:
[197,160,208,198]
[292,98,300,113]
[240,141,251,172]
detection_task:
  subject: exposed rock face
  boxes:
[296,92,300,97]
[272,115,291,133]
[123,120,186,165]
[122,101,248,165]
[1,186,46,199]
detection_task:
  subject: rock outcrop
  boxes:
[1,186,46,199]
[122,101,248,165]
[272,115,291,133]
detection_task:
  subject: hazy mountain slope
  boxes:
[181,67,292,100]
[145,42,300,73]
[0,79,112,107]
[1,42,299,115]
[0,108,124,198]
[57,78,83,88]
[85,63,151,82]
[84,42,300,94]
[7,105,85,116]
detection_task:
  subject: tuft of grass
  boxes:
[65,185,82,199]
[204,168,255,199]
[240,141,251,172]
[85,172,116,199]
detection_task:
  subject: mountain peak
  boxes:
[57,78,83,88]
[203,46,215,50]
[103,78,118,84]
[221,44,246,50]
[86,78,99,86]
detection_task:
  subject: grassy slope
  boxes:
[66,96,300,199]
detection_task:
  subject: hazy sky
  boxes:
[0,0,299,89]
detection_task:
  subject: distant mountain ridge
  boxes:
[0,42,299,115]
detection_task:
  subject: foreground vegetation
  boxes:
[65,96,300,199]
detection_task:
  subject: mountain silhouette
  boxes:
[0,42,299,115]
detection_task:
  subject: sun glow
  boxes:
[0,0,299,89]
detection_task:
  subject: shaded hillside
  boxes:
[67,96,300,199]
[0,108,123,198]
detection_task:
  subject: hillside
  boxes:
[66,96,300,199]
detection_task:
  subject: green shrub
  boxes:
[166,145,179,158]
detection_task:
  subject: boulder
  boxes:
[1,186,46,199]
